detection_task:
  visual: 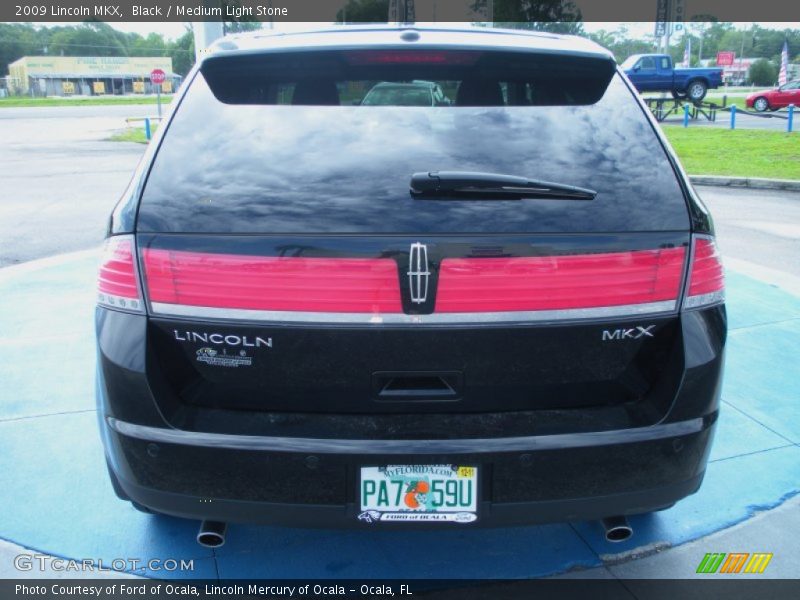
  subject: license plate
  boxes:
[358,464,478,524]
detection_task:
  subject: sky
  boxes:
[49,21,798,43]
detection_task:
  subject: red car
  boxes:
[746,80,800,111]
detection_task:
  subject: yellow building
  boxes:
[7,56,177,96]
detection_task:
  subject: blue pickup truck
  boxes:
[621,54,723,103]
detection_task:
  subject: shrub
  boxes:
[748,59,778,86]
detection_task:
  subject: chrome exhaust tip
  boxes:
[601,515,633,543]
[197,520,227,548]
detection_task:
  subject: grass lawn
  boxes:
[108,128,155,143]
[663,126,800,180]
[0,95,173,108]
[704,95,745,110]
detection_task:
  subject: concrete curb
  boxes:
[690,175,800,192]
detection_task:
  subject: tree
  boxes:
[493,0,584,35]
[169,29,196,77]
[220,0,263,32]
[693,22,735,59]
[336,0,390,23]
[0,23,47,76]
[588,29,615,50]
[587,25,656,63]
[719,27,757,61]
[129,32,168,57]
[0,22,202,80]
[48,22,128,57]
[749,59,777,86]
[689,16,718,62]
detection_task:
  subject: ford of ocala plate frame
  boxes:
[358,464,478,524]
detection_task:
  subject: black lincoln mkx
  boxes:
[96,26,726,547]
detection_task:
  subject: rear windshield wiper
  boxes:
[410,171,596,201]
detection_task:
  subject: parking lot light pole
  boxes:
[789,104,795,133]
[730,104,737,130]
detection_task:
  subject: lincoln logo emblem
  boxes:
[408,243,430,304]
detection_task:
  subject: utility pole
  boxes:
[690,21,708,63]
[739,31,745,85]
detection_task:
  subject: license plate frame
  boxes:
[358,464,478,524]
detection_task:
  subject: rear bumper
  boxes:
[97,304,724,527]
[102,413,715,528]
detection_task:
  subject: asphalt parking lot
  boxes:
[0,105,150,267]
[0,105,798,580]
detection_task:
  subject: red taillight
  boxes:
[683,235,725,309]
[436,247,686,313]
[142,249,403,314]
[97,235,143,313]
[345,50,481,66]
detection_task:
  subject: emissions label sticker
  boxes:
[196,347,252,368]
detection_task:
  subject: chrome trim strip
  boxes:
[684,290,725,310]
[107,417,704,454]
[150,300,677,325]
[98,291,144,313]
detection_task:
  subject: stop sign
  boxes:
[150,69,166,85]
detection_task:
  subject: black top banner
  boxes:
[3,0,800,23]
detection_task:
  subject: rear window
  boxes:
[199,49,615,107]
[137,49,689,234]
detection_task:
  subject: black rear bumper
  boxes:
[101,412,715,528]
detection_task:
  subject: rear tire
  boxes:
[753,97,769,112]
[687,80,707,103]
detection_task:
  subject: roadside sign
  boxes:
[717,52,735,67]
[654,0,668,37]
[670,0,685,34]
[150,68,166,118]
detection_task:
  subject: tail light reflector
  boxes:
[345,50,481,66]
[683,236,725,309]
[97,235,143,313]
[142,249,403,314]
[436,247,686,313]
